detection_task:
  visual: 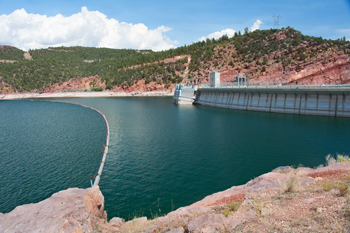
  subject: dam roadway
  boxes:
[194,85,350,117]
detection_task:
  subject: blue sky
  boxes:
[0,0,349,51]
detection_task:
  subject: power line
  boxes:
[272,14,282,29]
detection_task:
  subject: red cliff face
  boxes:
[216,55,350,85]
[45,76,106,93]
[191,38,350,86]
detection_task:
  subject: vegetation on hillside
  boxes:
[191,27,349,82]
[0,46,24,60]
[0,27,349,93]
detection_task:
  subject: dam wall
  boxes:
[173,84,198,105]
[194,85,350,117]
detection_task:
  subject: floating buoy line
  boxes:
[49,100,110,186]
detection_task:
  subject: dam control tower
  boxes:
[210,71,220,87]
[173,71,220,105]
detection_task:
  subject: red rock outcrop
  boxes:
[23,52,32,60]
[44,76,106,93]
[196,44,350,86]
[0,60,16,63]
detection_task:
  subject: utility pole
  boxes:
[272,14,282,29]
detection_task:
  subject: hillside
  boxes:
[0,27,349,95]
[0,45,24,61]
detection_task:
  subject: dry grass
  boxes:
[223,209,230,217]
[229,201,242,212]
[119,217,156,233]
[337,182,349,196]
[325,153,350,166]
[252,201,264,216]
[279,176,300,193]
[232,189,350,232]
[318,182,334,191]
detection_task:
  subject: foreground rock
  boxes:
[1,162,350,232]
[103,162,350,233]
[0,186,106,232]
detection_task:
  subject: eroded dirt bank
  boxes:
[0,90,174,100]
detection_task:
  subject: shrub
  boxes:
[223,209,230,217]
[253,201,263,216]
[229,201,241,212]
[262,57,268,65]
[91,86,103,91]
[321,182,334,191]
[105,82,113,90]
[338,182,349,196]
[261,66,266,72]
[337,155,350,162]
[145,77,151,84]
[170,78,177,83]
[325,154,350,166]
[299,53,307,60]
[281,176,299,193]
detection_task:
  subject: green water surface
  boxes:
[57,97,350,220]
[1,97,349,220]
[0,100,106,213]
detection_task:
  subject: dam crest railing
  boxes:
[200,82,350,90]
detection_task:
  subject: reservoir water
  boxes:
[1,97,350,220]
[0,100,106,214]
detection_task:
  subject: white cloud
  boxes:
[250,20,263,32]
[198,20,263,41]
[334,28,350,41]
[198,28,236,41]
[0,7,176,51]
[337,28,350,35]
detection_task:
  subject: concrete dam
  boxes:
[174,72,350,117]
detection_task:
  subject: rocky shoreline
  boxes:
[1,161,349,232]
[0,90,174,100]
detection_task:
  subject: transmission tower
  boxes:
[272,14,282,29]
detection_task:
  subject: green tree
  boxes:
[262,56,268,65]
[244,27,249,34]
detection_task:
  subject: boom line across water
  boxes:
[50,100,110,186]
